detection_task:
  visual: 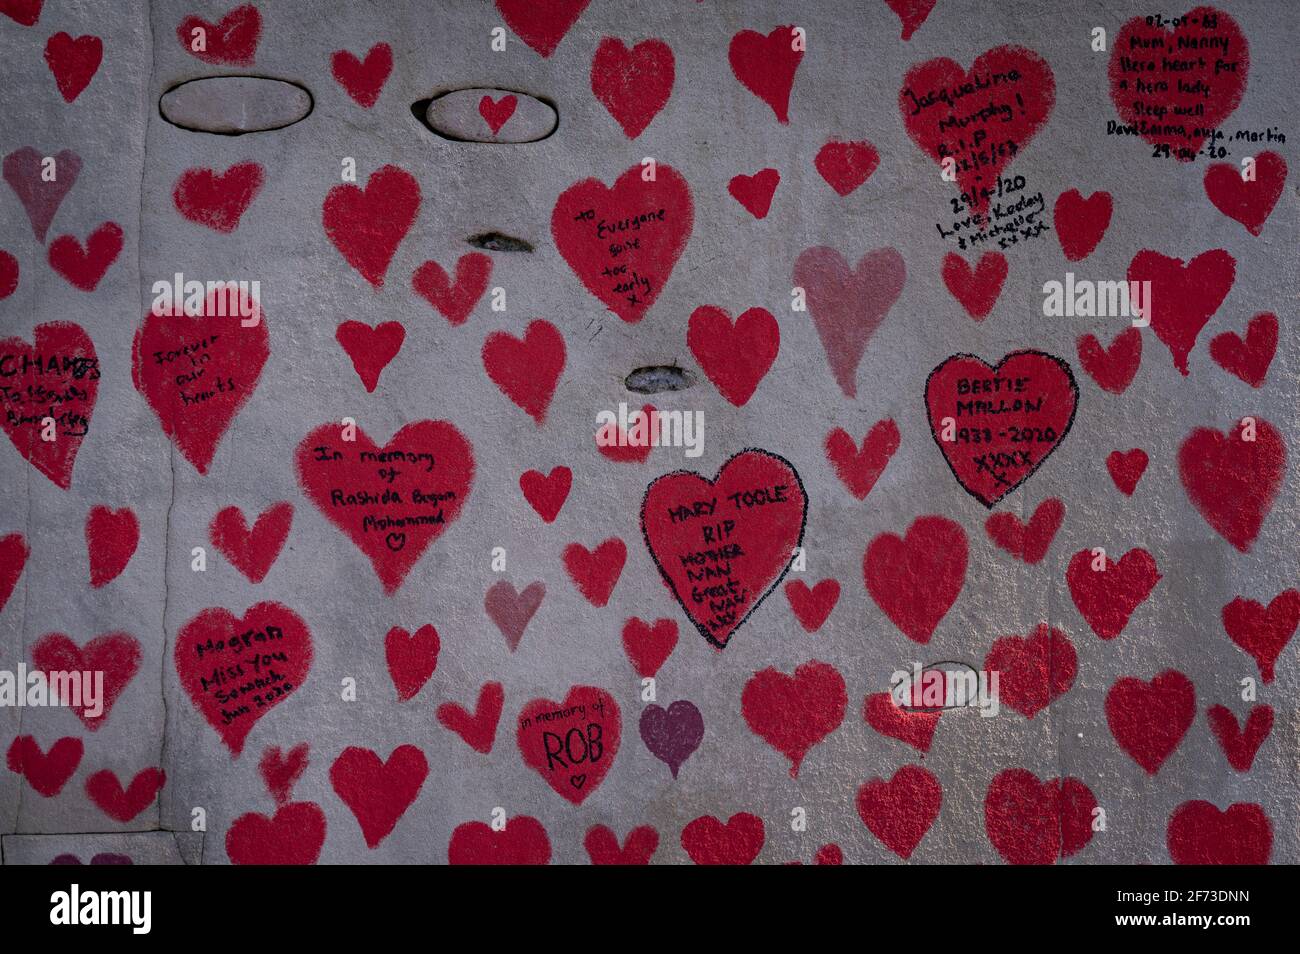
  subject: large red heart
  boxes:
[85,767,165,823]
[1207,704,1272,772]
[131,291,269,475]
[1221,589,1298,684]
[680,812,764,865]
[437,681,504,754]
[1209,312,1276,388]
[984,497,1064,564]
[687,305,779,408]
[984,623,1076,719]
[900,46,1055,214]
[330,43,392,109]
[1106,670,1195,774]
[1178,418,1284,552]
[863,692,940,754]
[591,37,674,139]
[295,419,474,593]
[48,221,122,291]
[516,686,621,805]
[385,624,439,701]
[177,3,261,65]
[330,745,428,848]
[984,768,1096,865]
[7,735,82,797]
[864,515,966,644]
[335,320,404,393]
[1167,801,1271,865]
[412,252,491,326]
[209,502,293,584]
[0,533,27,613]
[551,163,693,323]
[85,505,138,588]
[584,824,658,865]
[174,602,313,756]
[825,419,899,501]
[482,319,565,424]
[448,816,551,864]
[495,0,589,57]
[31,631,140,731]
[44,32,102,102]
[1108,8,1248,159]
[641,449,807,649]
[856,765,941,859]
[1204,151,1285,235]
[1128,248,1235,376]
[258,743,308,804]
[1066,547,1160,640]
[925,350,1078,507]
[620,617,677,677]
[226,802,326,865]
[793,245,906,399]
[1054,189,1112,261]
[322,164,420,288]
[728,25,803,124]
[741,660,846,778]
[172,162,264,233]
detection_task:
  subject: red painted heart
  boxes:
[1209,312,1276,388]
[984,497,1064,564]
[331,42,392,108]
[44,32,102,102]
[1106,449,1148,496]
[0,533,29,613]
[174,602,313,755]
[680,812,764,865]
[173,162,264,233]
[296,420,474,593]
[1108,8,1248,159]
[482,319,565,424]
[177,4,261,66]
[728,25,803,123]
[48,221,122,291]
[863,692,940,754]
[412,252,491,326]
[584,824,658,865]
[322,164,420,288]
[478,94,517,135]
[7,735,82,797]
[437,681,504,754]
[31,631,140,730]
[227,802,326,864]
[984,768,1096,865]
[1106,670,1195,774]
[741,660,847,778]
[814,139,878,196]
[1207,704,1272,772]
[562,537,626,607]
[641,449,806,649]
[519,466,571,523]
[864,515,966,644]
[784,578,840,633]
[85,767,164,823]
[727,168,779,219]
[385,624,440,701]
[209,502,293,584]
[330,745,428,848]
[1221,589,1298,684]
[1054,189,1112,261]
[1076,327,1141,395]
[495,0,589,57]
[517,685,621,805]
[552,162,693,323]
[448,816,551,864]
[1204,151,1285,235]
[925,350,1078,507]
[1178,418,1284,552]
[485,581,545,651]
[131,290,269,474]
[984,622,1076,719]
[1127,248,1235,376]
[942,251,1007,321]
[1167,801,1270,865]
[258,743,308,804]
[620,617,677,678]
[335,320,404,393]
[856,765,941,859]
[85,505,138,587]
[591,37,674,138]
[687,305,779,408]
[1066,547,1160,640]
[901,46,1055,214]
[825,419,899,501]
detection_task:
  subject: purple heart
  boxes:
[3,147,81,244]
[639,700,704,778]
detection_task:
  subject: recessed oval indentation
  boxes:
[893,661,984,712]
[467,231,534,253]
[416,88,557,143]
[160,76,313,135]
[626,366,695,394]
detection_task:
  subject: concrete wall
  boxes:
[0,0,1295,864]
